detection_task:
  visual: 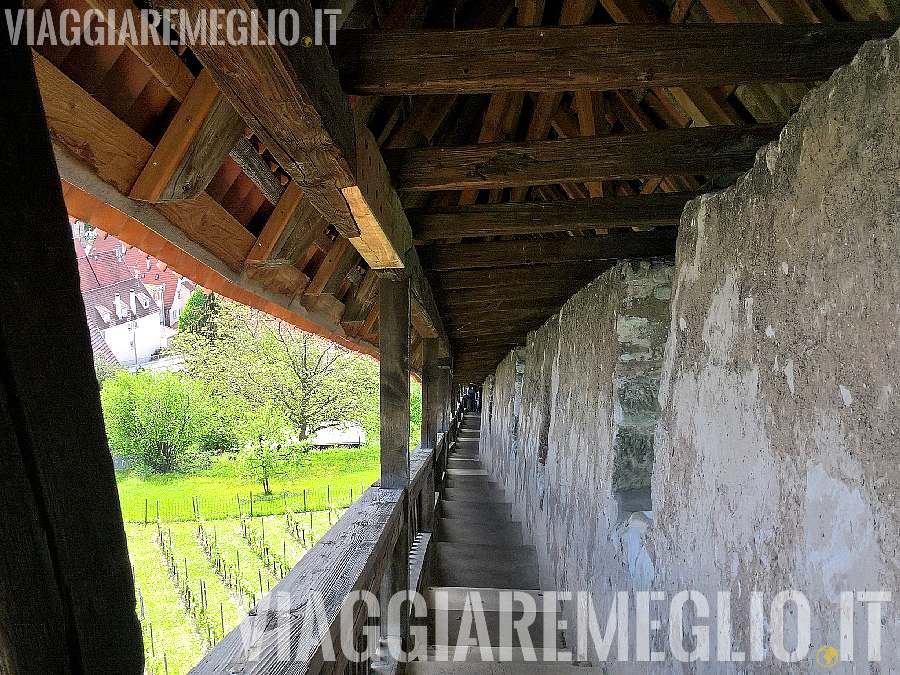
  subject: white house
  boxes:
[82,279,161,367]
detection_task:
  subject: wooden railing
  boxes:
[190,403,464,675]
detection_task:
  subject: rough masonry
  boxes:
[479,29,900,672]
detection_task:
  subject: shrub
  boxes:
[101,370,235,474]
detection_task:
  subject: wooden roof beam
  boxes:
[385,123,782,191]
[429,263,615,290]
[410,192,696,240]
[334,22,899,95]
[421,229,677,271]
[157,0,448,351]
[130,70,245,203]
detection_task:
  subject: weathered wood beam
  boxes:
[131,70,245,202]
[157,0,448,350]
[410,192,696,240]
[421,338,440,452]
[33,50,153,195]
[380,278,411,488]
[343,121,409,268]
[305,238,352,299]
[321,247,363,296]
[229,136,286,205]
[157,0,359,235]
[1,39,143,673]
[444,306,562,324]
[335,22,900,94]
[384,124,782,191]
[439,289,578,310]
[342,267,380,329]
[429,263,614,290]
[246,182,304,264]
[269,200,328,267]
[421,229,677,271]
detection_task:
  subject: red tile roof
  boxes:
[90,232,194,310]
[82,277,160,330]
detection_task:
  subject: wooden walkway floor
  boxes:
[409,413,606,674]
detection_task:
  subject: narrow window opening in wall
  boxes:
[612,376,657,518]
[610,260,673,522]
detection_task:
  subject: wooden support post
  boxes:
[0,39,143,672]
[380,491,410,656]
[421,339,440,451]
[420,339,439,534]
[379,277,411,489]
[378,277,411,660]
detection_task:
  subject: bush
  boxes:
[100,370,235,474]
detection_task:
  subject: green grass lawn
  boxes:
[118,445,380,521]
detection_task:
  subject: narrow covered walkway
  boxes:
[411,413,603,673]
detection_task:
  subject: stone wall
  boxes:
[478,30,900,670]
[648,31,900,670]
[480,259,673,654]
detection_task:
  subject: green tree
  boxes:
[178,288,220,336]
[173,300,380,440]
[100,370,234,474]
[234,404,301,494]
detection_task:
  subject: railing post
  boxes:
[378,277,411,663]
[419,339,440,533]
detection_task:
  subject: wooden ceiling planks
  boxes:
[36,0,899,381]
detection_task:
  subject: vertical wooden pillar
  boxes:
[379,277,411,488]
[0,38,142,672]
[378,277,410,656]
[419,339,439,533]
[420,339,439,451]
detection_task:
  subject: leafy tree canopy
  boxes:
[101,370,235,474]
[172,299,381,441]
[178,288,221,337]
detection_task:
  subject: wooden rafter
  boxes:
[130,70,245,203]
[420,229,678,271]
[334,22,899,94]
[246,182,304,264]
[409,192,696,240]
[429,263,615,290]
[157,0,448,351]
[384,124,782,191]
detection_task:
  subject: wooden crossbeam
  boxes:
[157,0,448,351]
[33,50,153,195]
[410,192,696,240]
[246,182,304,264]
[429,263,614,290]
[334,22,899,94]
[384,124,782,191]
[439,287,580,309]
[420,229,677,271]
[342,268,380,324]
[305,238,352,299]
[130,70,244,202]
